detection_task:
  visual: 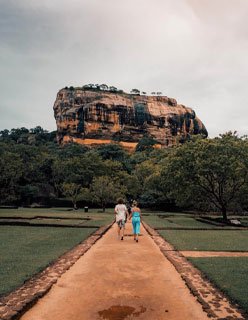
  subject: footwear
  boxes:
[136,239,138,242]
[121,236,123,240]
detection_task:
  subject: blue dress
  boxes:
[132,211,141,234]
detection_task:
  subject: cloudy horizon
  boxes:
[1,0,248,137]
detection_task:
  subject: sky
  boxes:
[1,0,248,137]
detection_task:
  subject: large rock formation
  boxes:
[53,86,207,150]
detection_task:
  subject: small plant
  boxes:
[130,88,140,95]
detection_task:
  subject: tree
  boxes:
[0,129,10,139]
[52,151,105,193]
[8,127,29,142]
[20,185,40,205]
[135,136,157,152]
[161,133,248,220]
[90,176,123,212]
[56,143,89,159]
[109,86,118,92]
[96,144,128,162]
[0,151,24,204]
[140,172,171,208]
[130,89,140,95]
[99,84,109,91]
[61,183,83,209]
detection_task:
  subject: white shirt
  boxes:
[115,204,127,222]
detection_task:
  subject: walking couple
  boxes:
[114,198,142,242]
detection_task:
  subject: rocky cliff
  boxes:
[53,87,207,150]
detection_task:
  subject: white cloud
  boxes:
[0,0,248,137]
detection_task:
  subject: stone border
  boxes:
[0,222,114,320]
[142,222,246,320]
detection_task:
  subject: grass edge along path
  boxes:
[0,227,96,296]
[158,229,248,252]
[142,222,246,319]
[0,222,113,320]
[189,257,248,317]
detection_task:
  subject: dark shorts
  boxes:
[117,219,125,229]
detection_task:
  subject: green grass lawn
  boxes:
[0,226,97,296]
[189,257,248,315]
[158,229,248,251]
[0,208,114,296]
[0,208,114,227]
[143,213,218,229]
[143,212,248,314]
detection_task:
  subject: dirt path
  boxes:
[20,222,209,320]
[181,251,248,257]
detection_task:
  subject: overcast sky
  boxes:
[1,0,248,137]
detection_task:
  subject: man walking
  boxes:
[114,198,128,240]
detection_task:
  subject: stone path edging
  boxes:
[0,222,114,320]
[142,222,246,320]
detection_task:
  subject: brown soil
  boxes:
[20,222,208,320]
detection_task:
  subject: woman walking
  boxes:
[130,200,142,242]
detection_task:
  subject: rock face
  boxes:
[53,87,207,150]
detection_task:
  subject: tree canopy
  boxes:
[1,127,248,219]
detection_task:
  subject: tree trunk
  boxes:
[102,201,106,212]
[221,206,227,221]
[73,201,78,210]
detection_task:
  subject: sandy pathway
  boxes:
[181,251,248,257]
[20,222,209,320]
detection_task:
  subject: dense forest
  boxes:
[1,126,248,220]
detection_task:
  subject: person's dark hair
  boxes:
[117,198,124,204]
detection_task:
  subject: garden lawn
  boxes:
[189,257,248,315]
[0,226,97,296]
[143,213,217,229]
[158,230,248,251]
[0,207,114,220]
[0,208,114,227]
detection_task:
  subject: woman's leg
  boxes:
[135,220,140,242]
[132,219,136,240]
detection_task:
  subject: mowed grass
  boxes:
[0,208,114,296]
[189,257,248,315]
[158,230,248,251]
[143,212,248,314]
[0,208,114,221]
[0,226,97,296]
[142,211,236,230]
[0,208,114,227]
[143,213,217,229]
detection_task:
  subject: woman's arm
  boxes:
[129,208,133,220]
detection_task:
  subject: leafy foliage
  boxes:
[1,127,248,217]
[161,133,248,219]
[90,176,124,211]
